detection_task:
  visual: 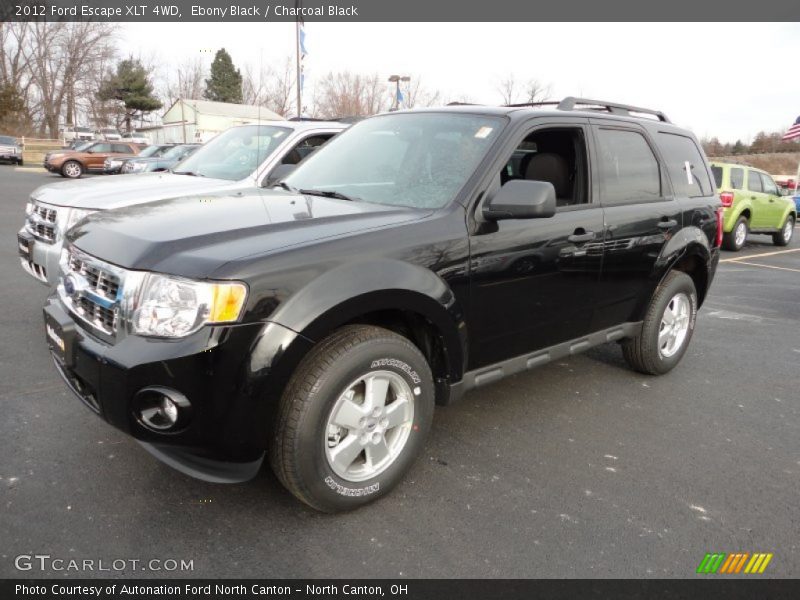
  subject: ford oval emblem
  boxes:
[64,275,76,295]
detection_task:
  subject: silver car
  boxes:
[18,120,348,285]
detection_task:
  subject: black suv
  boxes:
[43,98,721,512]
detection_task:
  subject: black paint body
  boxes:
[47,107,721,470]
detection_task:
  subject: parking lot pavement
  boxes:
[1,168,798,578]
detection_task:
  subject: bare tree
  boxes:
[242,57,295,117]
[20,22,117,136]
[162,57,205,106]
[496,74,552,105]
[403,76,441,109]
[314,71,387,118]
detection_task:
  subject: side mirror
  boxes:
[264,163,297,187]
[482,179,557,221]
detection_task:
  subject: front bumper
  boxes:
[0,153,21,163]
[18,228,62,285]
[43,296,312,482]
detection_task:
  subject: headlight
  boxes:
[15,146,21,155]
[63,208,97,231]
[131,274,247,338]
[129,162,148,173]
[25,201,34,215]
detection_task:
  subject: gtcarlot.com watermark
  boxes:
[14,554,194,573]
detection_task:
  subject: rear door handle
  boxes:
[567,230,595,243]
[657,219,678,229]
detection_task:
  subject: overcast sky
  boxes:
[121,22,800,143]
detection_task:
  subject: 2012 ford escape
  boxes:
[43,99,721,512]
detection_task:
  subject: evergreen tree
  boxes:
[97,58,163,132]
[204,48,243,104]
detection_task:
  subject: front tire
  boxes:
[773,216,794,246]
[61,160,83,179]
[270,325,434,512]
[622,271,697,375]
[722,216,748,251]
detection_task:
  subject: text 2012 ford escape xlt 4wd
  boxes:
[43,99,721,512]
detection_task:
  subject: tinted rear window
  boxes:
[656,132,712,197]
[730,167,744,190]
[711,166,723,189]
[595,128,661,204]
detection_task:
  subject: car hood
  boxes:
[31,172,243,210]
[67,189,428,278]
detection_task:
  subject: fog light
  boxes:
[134,387,191,432]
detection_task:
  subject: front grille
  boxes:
[68,254,120,300]
[59,247,129,340]
[75,296,116,332]
[26,203,58,243]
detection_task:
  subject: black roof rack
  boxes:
[503,97,670,123]
[556,97,671,123]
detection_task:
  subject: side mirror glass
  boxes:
[264,163,297,187]
[482,179,557,221]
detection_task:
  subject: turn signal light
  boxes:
[715,207,724,247]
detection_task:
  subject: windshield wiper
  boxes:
[172,170,205,177]
[298,188,360,202]
[275,181,297,193]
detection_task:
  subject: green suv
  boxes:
[711,161,796,251]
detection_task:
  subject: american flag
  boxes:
[782,116,800,141]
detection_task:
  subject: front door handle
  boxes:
[657,219,678,229]
[567,230,595,243]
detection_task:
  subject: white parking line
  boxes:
[726,261,800,273]
[720,248,800,263]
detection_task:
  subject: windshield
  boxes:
[0,136,15,145]
[76,127,91,133]
[138,145,166,158]
[72,141,93,151]
[173,125,291,180]
[283,112,505,209]
[163,144,197,160]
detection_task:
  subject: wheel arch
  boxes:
[252,259,467,405]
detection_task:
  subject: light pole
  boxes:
[388,75,410,111]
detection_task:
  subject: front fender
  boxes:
[267,259,467,383]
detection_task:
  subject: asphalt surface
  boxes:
[1,167,798,579]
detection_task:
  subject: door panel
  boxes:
[589,122,682,329]
[469,209,605,368]
[759,172,784,227]
[746,169,769,228]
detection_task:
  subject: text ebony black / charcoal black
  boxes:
[43,99,721,512]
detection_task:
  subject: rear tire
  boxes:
[61,160,83,179]
[622,271,697,375]
[270,324,434,512]
[722,216,748,251]
[773,216,794,246]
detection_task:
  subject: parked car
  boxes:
[42,99,722,512]
[120,143,201,174]
[97,127,122,141]
[0,134,23,165]
[60,126,94,142]
[710,161,796,250]
[103,144,177,174]
[43,141,143,179]
[63,140,95,151]
[19,120,348,285]
[121,131,151,144]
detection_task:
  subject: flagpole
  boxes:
[295,19,302,117]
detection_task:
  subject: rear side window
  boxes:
[760,173,779,196]
[711,166,723,189]
[746,170,762,193]
[656,132,712,197]
[595,128,661,204]
[112,144,130,153]
[730,167,744,190]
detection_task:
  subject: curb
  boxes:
[14,167,47,173]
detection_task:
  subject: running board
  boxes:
[444,322,642,404]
